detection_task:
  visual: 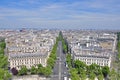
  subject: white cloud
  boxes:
[0,0,120,29]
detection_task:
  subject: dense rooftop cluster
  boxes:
[62,30,117,67]
[0,30,59,70]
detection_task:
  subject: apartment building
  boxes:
[3,30,59,70]
[9,53,48,70]
[63,30,116,67]
[72,47,111,67]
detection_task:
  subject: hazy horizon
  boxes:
[0,0,120,30]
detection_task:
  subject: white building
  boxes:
[73,53,111,67]
[5,30,59,70]
[63,31,115,67]
[9,53,48,70]
[72,46,111,67]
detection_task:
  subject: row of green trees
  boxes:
[18,64,52,77]
[59,31,68,53]
[117,32,120,60]
[112,32,120,79]
[17,36,59,77]
[47,37,58,69]
[66,54,110,80]
[0,39,11,80]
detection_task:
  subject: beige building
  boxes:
[74,54,111,67]
[4,30,59,70]
[72,47,111,67]
[9,53,48,70]
[63,31,116,68]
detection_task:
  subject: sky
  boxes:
[0,0,120,30]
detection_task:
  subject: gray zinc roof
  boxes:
[9,52,48,58]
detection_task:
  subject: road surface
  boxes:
[51,41,69,80]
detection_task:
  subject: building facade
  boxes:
[9,53,48,70]
[74,54,111,67]
[62,30,116,67]
[3,30,59,70]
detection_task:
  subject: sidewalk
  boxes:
[12,75,50,80]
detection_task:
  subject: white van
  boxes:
[64,77,67,80]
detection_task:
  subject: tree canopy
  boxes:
[18,65,28,75]
[102,66,110,78]
[30,66,37,74]
[0,40,11,79]
[0,68,11,80]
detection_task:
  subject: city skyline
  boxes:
[0,0,120,30]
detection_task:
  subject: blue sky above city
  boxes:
[0,0,120,29]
